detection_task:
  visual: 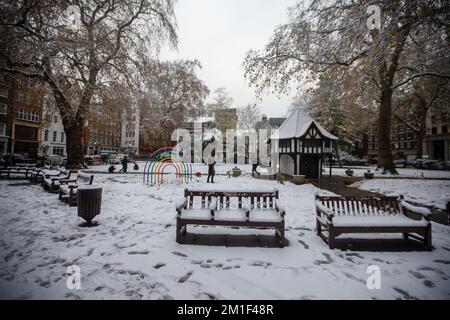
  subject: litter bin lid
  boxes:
[78,184,102,191]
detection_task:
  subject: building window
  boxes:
[0,88,8,98]
[44,129,49,141]
[431,127,437,134]
[53,131,57,142]
[52,146,64,156]
[61,132,64,143]
[16,109,39,122]
[442,125,448,134]
[0,122,5,136]
[16,93,24,102]
[0,103,6,114]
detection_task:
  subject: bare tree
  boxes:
[244,0,450,173]
[237,104,260,130]
[0,0,177,168]
[394,76,450,158]
[138,59,209,148]
[206,87,233,116]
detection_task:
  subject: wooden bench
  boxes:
[315,195,432,250]
[59,172,94,206]
[0,166,35,179]
[29,165,53,183]
[42,169,74,193]
[176,188,286,247]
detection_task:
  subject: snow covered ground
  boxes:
[86,162,254,175]
[1,174,450,300]
[353,179,450,210]
[332,166,450,179]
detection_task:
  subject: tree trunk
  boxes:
[334,143,342,167]
[65,116,86,169]
[378,88,398,174]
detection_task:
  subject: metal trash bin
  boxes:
[77,185,102,226]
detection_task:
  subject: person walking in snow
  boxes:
[206,155,216,183]
[252,159,260,177]
[121,155,129,173]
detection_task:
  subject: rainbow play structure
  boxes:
[143,147,193,184]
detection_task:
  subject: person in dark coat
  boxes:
[121,156,129,173]
[252,159,260,177]
[206,155,216,183]
[108,165,116,173]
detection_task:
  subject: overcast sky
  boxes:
[161,0,299,118]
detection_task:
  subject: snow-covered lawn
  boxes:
[1,174,450,300]
[86,162,254,175]
[332,167,450,179]
[352,179,450,210]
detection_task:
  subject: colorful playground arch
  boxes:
[143,147,193,184]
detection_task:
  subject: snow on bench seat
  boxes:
[214,209,247,222]
[60,184,78,195]
[180,209,212,220]
[332,215,428,227]
[249,209,283,223]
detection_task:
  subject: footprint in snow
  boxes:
[393,287,418,300]
[297,239,309,249]
[178,271,193,283]
[127,250,150,255]
[314,253,334,265]
[249,261,272,268]
[409,270,426,279]
[172,251,188,258]
[153,263,166,269]
[433,260,450,264]
[423,280,435,288]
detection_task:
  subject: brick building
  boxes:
[0,73,44,157]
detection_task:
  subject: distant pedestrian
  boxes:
[133,162,139,171]
[252,159,260,177]
[121,156,129,173]
[108,165,116,173]
[206,155,216,183]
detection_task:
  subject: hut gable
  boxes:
[269,108,338,179]
[271,108,338,141]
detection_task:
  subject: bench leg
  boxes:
[176,219,182,243]
[328,226,336,249]
[425,224,432,251]
[316,218,322,236]
[277,226,285,248]
[403,233,409,240]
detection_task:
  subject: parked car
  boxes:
[394,158,407,168]
[414,157,445,170]
[108,157,121,164]
[84,155,102,166]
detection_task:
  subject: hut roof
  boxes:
[270,108,338,140]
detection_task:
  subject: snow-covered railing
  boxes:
[315,199,334,220]
[400,200,431,218]
[275,199,286,216]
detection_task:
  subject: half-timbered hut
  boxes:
[270,108,338,179]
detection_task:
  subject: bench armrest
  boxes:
[175,197,187,214]
[209,197,218,210]
[45,172,61,178]
[59,179,78,184]
[315,200,334,221]
[51,176,68,182]
[275,199,286,216]
[242,198,250,214]
[400,200,431,219]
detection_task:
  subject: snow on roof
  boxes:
[270,108,338,140]
[186,116,215,123]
